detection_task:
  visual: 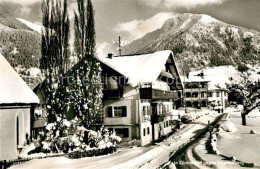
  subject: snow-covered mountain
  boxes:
[16,18,43,34]
[0,7,41,69]
[124,13,260,71]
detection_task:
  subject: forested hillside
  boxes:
[0,6,41,68]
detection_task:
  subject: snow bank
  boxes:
[19,143,36,157]
[220,121,237,132]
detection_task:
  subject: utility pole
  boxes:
[118,36,122,56]
[184,69,187,113]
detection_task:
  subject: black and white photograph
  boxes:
[0,0,259,168]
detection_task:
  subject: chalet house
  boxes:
[97,50,183,146]
[0,53,40,161]
[182,72,228,110]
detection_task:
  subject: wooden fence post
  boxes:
[3,160,7,169]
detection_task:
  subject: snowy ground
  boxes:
[189,107,260,169]
[217,117,260,166]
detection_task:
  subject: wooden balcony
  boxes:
[139,88,179,100]
[102,89,123,99]
[151,114,165,124]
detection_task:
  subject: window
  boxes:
[216,92,220,97]
[147,127,150,135]
[208,92,212,97]
[114,107,123,117]
[115,128,129,138]
[192,92,198,97]
[107,107,113,117]
[142,105,150,116]
[162,104,166,113]
[201,92,206,97]
[142,106,147,116]
[107,106,127,117]
[17,117,19,146]
[157,104,163,115]
[185,92,191,97]
[143,128,146,136]
[166,121,169,127]
[201,82,205,88]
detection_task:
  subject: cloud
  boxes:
[139,0,224,9]
[115,12,174,40]
[0,0,41,6]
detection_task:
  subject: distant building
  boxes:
[0,53,39,161]
[97,50,183,146]
[208,85,228,110]
[182,72,228,110]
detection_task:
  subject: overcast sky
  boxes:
[0,0,260,44]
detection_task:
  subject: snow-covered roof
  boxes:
[0,53,40,105]
[97,50,178,87]
[181,75,210,83]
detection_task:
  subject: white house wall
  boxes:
[0,108,31,161]
[103,87,140,142]
[140,121,152,146]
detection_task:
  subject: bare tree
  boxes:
[227,73,260,125]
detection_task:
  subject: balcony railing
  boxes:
[102,89,123,99]
[141,115,151,123]
[139,88,179,100]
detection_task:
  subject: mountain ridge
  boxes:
[123,13,260,72]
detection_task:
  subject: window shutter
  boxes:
[107,106,113,117]
[122,106,127,117]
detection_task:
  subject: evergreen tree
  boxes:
[40,0,70,147]
[71,0,103,128]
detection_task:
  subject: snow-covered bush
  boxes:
[88,126,121,149]
[41,123,121,154]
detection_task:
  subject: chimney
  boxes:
[107,53,114,59]
[201,70,204,79]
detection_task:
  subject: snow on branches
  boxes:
[227,72,260,125]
